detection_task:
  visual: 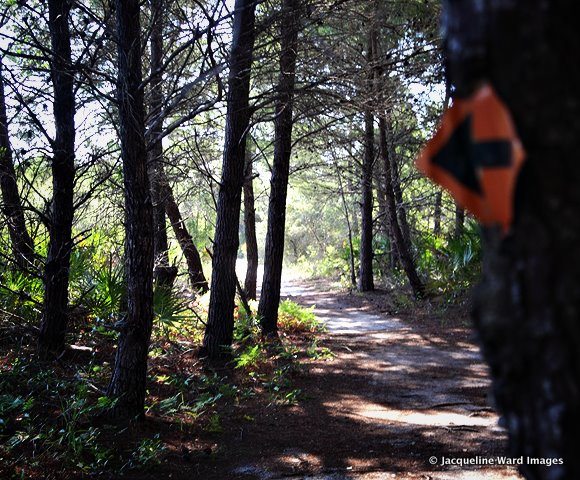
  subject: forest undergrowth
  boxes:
[0,277,328,479]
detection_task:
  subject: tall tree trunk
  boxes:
[147,0,174,287]
[358,29,376,292]
[162,178,208,293]
[383,117,413,267]
[445,1,580,477]
[433,190,442,235]
[389,140,412,251]
[38,0,76,357]
[379,116,423,297]
[107,0,154,419]
[203,0,257,358]
[0,58,34,269]
[358,108,375,291]
[257,0,300,336]
[375,175,387,238]
[243,142,258,300]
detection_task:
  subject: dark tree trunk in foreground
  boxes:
[446,2,580,478]
[203,0,257,357]
[358,31,375,292]
[107,0,154,419]
[258,0,300,336]
[147,0,175,288]
[0,58,34,268]
[38,0,76,357]
[243,143,258,300]
[379,117,423,297]
[162,179,208,293]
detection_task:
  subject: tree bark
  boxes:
[379,116,423,297]
[107,0,155,420]
[162,178,208,293]
[445,1,580,478]
[376,158,399,270]
[358,30,375,292]
[147,0,174,287]
[389,138,412,252]
[243,142,258,300]
[0,58,35,269]
[38,0,76,357]
[433,190,442,235]
[203,0,257,358]
[257,0,301,336]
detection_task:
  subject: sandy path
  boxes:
[275,281,520,480]
[199,278,523,480]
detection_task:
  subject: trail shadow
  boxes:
[194,346,510,479]
[163,279,519,480]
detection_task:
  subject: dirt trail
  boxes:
[200,279,523,480]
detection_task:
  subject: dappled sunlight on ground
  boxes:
[327,396,498,428]
[189,280,522,480]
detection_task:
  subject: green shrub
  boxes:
[278,300,322,333]
[416,219,482,298]
[0,270,43,325]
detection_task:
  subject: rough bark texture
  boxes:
[203,0,257,357]
[358,31,375,293]
[38,0,76,357]
[258,0,300,336]
[445,2,580,478]
[243,144,258,300]
[147,0,173,287]
[162,179,208,293]
[0,58,35,269]
[379,117,423,298]
[107,0,155,419]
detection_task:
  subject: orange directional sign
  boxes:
[416,83,526,232]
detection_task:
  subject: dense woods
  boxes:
[0,0,575,478]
